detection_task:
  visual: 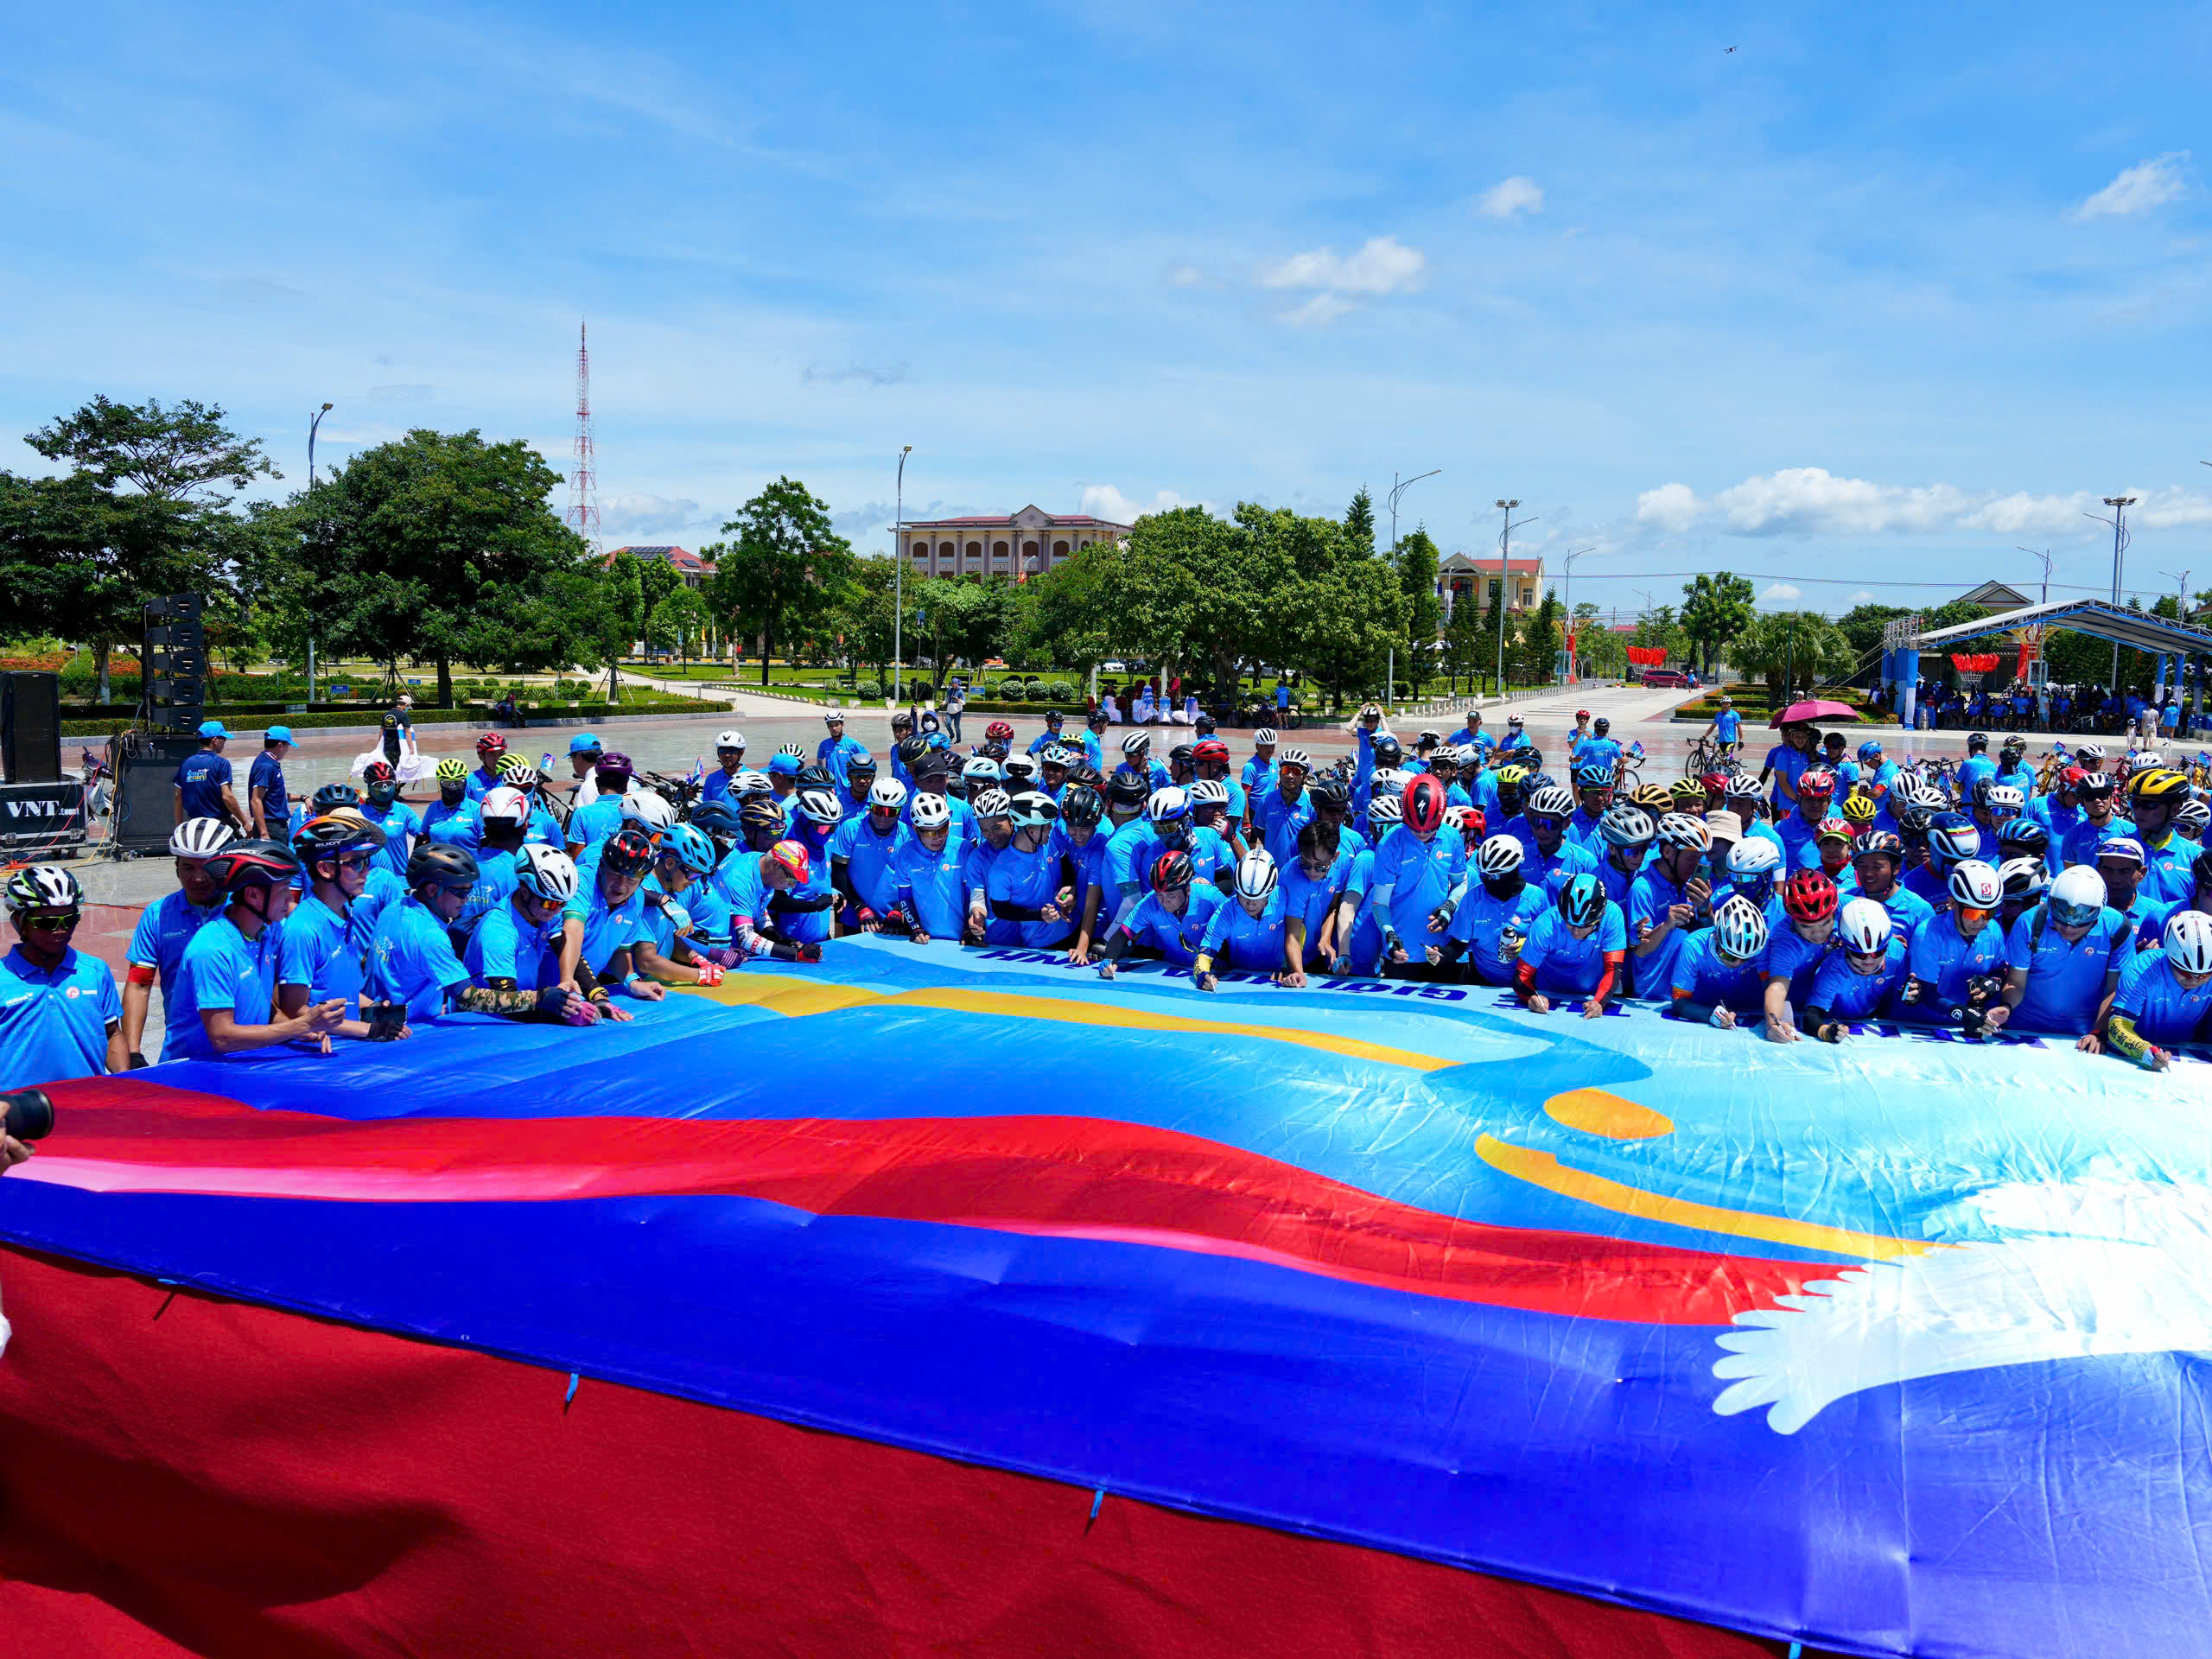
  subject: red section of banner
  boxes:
[1948,653,1999,674]
[1625,645,1669,667]
[26,1079,1828,1325]
[0,1248,1781,1659]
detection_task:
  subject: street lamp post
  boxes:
[1560,545,1594,683]
[2088,495,2137,696]
[893,446,913,704]
[1492,499,1537,697]
[307,403,332,704]
[1387,469,1440,556]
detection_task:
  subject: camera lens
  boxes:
[2,1089,56,1142]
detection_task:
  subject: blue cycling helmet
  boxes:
[1857,740,1883,761]
[924,731,950,751]
[767,753,804,778]
[1558,872,1606,929]
[660,822,718,876]
[1929,813,1981,867]
[569,732,601,755]
[1573,762,1613,790]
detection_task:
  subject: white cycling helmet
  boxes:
[1369,791,1402,826]
[962,757,1003,786]
[715,729,745,750]
[620,791,677,834]
[1725,837,1783,879]
[868,778,910,813]
[1234,847,1280,899]
[1277,747,1313,771]
[1526,784,1575,819]
[1655,811,1710,852]
[1837,897,1892,955]
[1713,893,1770,962]
[1476,832,1525,879]
[1985,784,2026,813]
[2164,910,2212,975]
[774,741,805,760]
[2177,798,2211,838]
[478,785,531,826]
[971,787,1012,819]
[1190,779,1230,809]
[515,845,581,903]
[2047,865,2107,923]
[1147,785,1191,823]
[1121,733,1151,755]
[170,818,236,858]
[1371,766,1408,798]
[1997,856,2049,906]
[908,793,951,831]
[1003,753,1039,782]
[734,771,774,797]
[1253,727,1278,746]
[4,864,83,913]
[794,787,843,826]
[1947,859,2003,911]
[1599,804,1655,849]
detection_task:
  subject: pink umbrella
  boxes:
[1769,698,1858,728]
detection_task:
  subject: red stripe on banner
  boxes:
[22,1079,1827,1326]
[0,1247,1787,1659]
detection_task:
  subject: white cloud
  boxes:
[1280,292,1357,326]
[1168,264,1204,286]
[1477,176,1545,220]
[1079,484,1198,524]
[1258,235,1426,295]
[1847,590,1875,604]
[601,492,706,539]
[1634,467,2212,538]
[2075,152,2190,220]
[1759,582,1802,603]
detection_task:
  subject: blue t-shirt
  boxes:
[247,750,289,823]
[562,876,656,976]
[1447,879,1549,986]
[360,799,422,880]
[1199,889,1288,971]
[2138,833,2204,907]
[1669,927,1771,1013]
[172,913,282,1060]
[1254,786,1314,869]
[1281,850,1353,957]
[1764,744,1811,810]
[0,945,119,1090]
[830,817,912,915]
[465,764,506,803]
[126,887,225,1059]
[1908,913,2005,1007]
[1117,885,1224,965]
[1521,899,1629,995]
[1572,736,1623,777]
[1627,868,1706,1001]
[276,892,372,1018]
[1763,923,1834,1008]
[365,893,472,1021]
[421,798,484,851]
[1713,710,1741,744]
[465,894,564,990]
[2060,815,2136,870]
[566,793,626,852]
[174,749,233,822]
[2111,950,2212,1045]
[892,837,969,938]
[1367,825,1469,950]
[1808,938,1908,1021]
[2001,905,2129,1037]
[987,842,1073,947]
[1957,754,1998,797]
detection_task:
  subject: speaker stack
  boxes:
[143,592,208,734]
[0,671,83,855]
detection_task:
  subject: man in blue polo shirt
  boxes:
[173,841,347,1059]
[120,818,234,1065]
[1,866,124,1090]
[175,721,248,833]
[248,726,295,839]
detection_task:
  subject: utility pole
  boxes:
[2086,496,2137,696]
[2018,545,2054,699]
[1560,546,1594,682]
[1492,499,1537,696]
[307,403,332,704]
[893,446,912,703]
[1387,469,1440,557]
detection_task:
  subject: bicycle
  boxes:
[1682,736,1731,779]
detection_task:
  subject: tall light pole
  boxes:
[1493,499,1537,696]
[1560,545,1594,682]
[307,404,332,704]
[2087,495,2137,696]
[1387,469,1440,556]
[2018,545,2055,698]
[893,445,912,703]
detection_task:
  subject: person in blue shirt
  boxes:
[119,817,235,1065]
[1760,722,1815,813]
[1700,696,1743,759]
[831,777,915,930]
[1571,716,1624,783]
[248,726,294,839]
[1628,812,1713,1001]
[1192,849,1289,986]
[1281,820,1351,982]
[2126,770,2203,905]
[1056,786,1113,963]
[1565,766,1616,856]
[2137,849,2212,950]
[565,753,640,856]
[174,721,248,833]
[834,748,880,820]
[1097,849,1224,975]
[1771,767,1835,870]
[959,789,1021,944]
[1184,781,1240,890]
[0,866,124,1090]
[420,760,485,851]
[1503,783,1599,897]
[556,827,671,1005]
[1847,830,1935,944]
[1759,870,1841,1041]
[630,824,741,988]
[817,712,864,778]
[984,791,1076,949]
[1078,709,1110,775]
[2094,839,2164,938]
[1955,732,1998,798]
[1667,894,1771,1027]
[465,732,511,801]
[1368,775,1469,975]
[1990,866,2129,1047]
[358,761,421,880]
[2104,910,2212,1068]
[890,795,969,944]
[1241,727,1279,800]
[1515,873,1629,1016]
[1800,899,1910,1039]
[466,848,604,1028]
[1903,860,2007,1033]
[174,840,348,1059]
[1027,710,1070,759]
[1440,832,1550,988]
[701,731,748,803]
[276,814,395,1038]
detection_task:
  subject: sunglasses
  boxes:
[334,853,376,873]
[19,912,80,932]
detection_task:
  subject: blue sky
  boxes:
[3,1,2209,620]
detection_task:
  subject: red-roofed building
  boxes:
[1439,553,1546,616]
[899,505,1132,580]
[606,546,716,588]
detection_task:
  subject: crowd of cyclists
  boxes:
[6,696,2212,1109]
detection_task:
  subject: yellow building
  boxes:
[900,505,1133,580]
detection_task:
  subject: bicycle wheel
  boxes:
[1613,766,1640,796]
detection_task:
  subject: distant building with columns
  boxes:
[1439,552,1545,619]
[900,505,1134,580]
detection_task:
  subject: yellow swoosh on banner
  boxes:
[1474,1134,1938,1260]
[686,976,1453,1071]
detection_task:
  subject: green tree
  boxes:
[636,557,682,652]
[1631,602,1687,659]
[1345,486,1376,558]
[1516,588,1564,686]
[1249,505,1404,711]
[1102,505,1282,697]
[701,477,855,685]
[1395,526,1443,684]
[1441,594,1487,694]
[1733,611,1853,700]
[1017,544,1118,675]
[658,587,712,662]
[832,556,902,683]
[1680,571,1756,677]
[278,429,594,705]
[1573,601,1626,679]
[1834,601,1911,664]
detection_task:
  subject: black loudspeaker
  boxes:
[144,593,207,734]
[1,671,61,785]
[111,732,206,853]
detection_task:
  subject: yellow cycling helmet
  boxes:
[1496,765,1529,788]
[1669,778,1705,805]
[1631,783,1675,812]
[2130,767,2190,801]
[435,758,467,781]
[1841,793,1877,823]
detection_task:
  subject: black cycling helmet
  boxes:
[408,842,480,893]
[796,764,836,795]
[1371,734,1403,767]
[1061,785,1105,828]
[311,782,360,812]
[1592,715,1610,734]
[690,798,745,842]
[846,754,878,782]
[1065,763,1104,792]
[1967,731,1988,752]
[1168,743,1196,769]
[206,838,302,893]
[1519,747,1545,773]
[1308,773,1349,810]
[1106,766,1150,809]
[2001,734,2026,755]
[599,826,656,876]
[292,814,381,868]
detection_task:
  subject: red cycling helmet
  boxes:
[1574,709,1590,720]
[1402,773,1447,836]
[986,720,1015,741]
[362,760,397,785]
[1192,738,1230,762]
[1782,868,1840,924]
[765,840,811,884]
[476,731,508,755]
[1796,768,1837,798]
[1150,849,1195,890]
[1461,805,1488,842]
[1699,770,1731,792]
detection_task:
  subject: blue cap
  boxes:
[198,720,228,739]
[265,725,294,744]
[767,753,804,777]
[569,733,602,754]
